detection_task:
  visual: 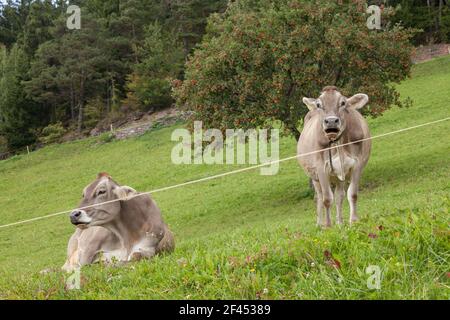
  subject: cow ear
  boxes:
[113,186,137,201]
[302,97,318,111]
[97,172,110,179]
[347,94,369,110]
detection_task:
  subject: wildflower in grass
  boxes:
[177,258,188,267]
[324,250,342,269]
[228,256,239,268]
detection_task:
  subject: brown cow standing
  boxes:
[297,86,371,227]
[62,173,174,271]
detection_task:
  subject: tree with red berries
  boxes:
[174,0,416,139]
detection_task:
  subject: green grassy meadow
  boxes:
[0,57,449,299]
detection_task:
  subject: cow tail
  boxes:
[156,225,175,254]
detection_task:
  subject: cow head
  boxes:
[70,173,137,228]
[302,86,369,142]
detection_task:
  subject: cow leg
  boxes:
[318,172,333,227]
[156,226,175,254]
[76,229,108,267]
[129,233,161,261]
[77,246,102,267]
[347,166,362,224]
[312,179,323,226]
[62,229,82,272]
[62,246,99,272]
[334,181,345,225]
[128,247,157,263]
[138,247,156,260]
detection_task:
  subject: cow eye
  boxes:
[97,190,106,196]
[316,102,321,109]
[340,101,346,107]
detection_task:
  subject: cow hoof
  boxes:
[129,252,143,262]
[350,216,359,224]
[61,265,77,273]
[40,268,56,275]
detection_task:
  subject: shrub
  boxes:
[0,135,7,153]
[124,73,173,111]
[97,132,115,144]
[38,122,66,145]
[84,97,105,131]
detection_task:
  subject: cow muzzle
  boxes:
[70,209,92,228]
[323,116,341,141]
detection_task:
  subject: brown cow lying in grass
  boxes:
[297,86,371,228]
[62,173,174,271]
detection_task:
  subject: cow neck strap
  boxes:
[328,134,343,174]
[328,141,335,172]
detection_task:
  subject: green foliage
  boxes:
[38,122,65,145]
[174,0,416,138]
[21,0,58,55]
[0,57,449,299]
[0,135,7,153]
[387,0,450,44]
[125,75,174,111]
[97,131,115,144]
[0,44,41,150]
[0,0,227,151]
[25,13,115,133]
[84,97,106,131]
[0,0,33,48]
[0,0,447,152]
[168,0,228,56]
[125,23,185,111]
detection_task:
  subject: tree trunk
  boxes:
[106,80,111,114]
[434,0,440,35]
[131,24,139,64]
[70,80,75,121]
[179,18,190,59]
[438,0,444,39]
[290,125,301,141]
[182,36,189,59]
[427,0,433,44]
[77,101,83,134]
[77,77,85,134]
[51,105,56,123]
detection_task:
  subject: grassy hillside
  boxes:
[0,57,449,299]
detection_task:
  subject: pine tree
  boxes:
[169,0,227,57]
[0,44,41,149]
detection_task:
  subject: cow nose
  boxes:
[70,210,82,220]
[324,116,340,127]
